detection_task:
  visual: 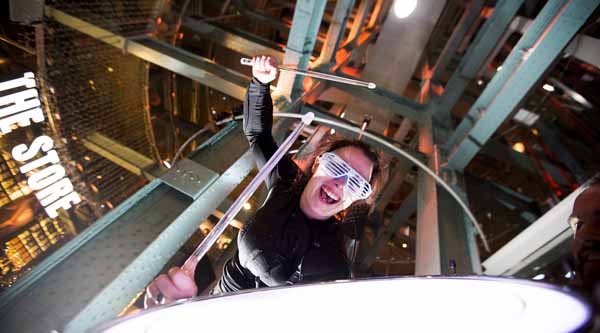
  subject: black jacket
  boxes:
[208,78,352,294]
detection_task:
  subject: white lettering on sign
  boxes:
[1,73,82,218]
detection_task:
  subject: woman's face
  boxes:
[300,146,374,220]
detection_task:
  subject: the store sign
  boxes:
[0,72,81,218]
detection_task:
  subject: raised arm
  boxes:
[243,55,298,190]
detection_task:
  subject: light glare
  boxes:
[393,0,417,19]
[96,277,591,333]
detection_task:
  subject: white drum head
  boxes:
[94,276,592,333]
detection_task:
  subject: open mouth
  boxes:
[319,185,340,205]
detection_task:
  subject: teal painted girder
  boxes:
[283,0,327,97]
[434,0,524,119]
[447,0,600,170]
[431,0,485,84]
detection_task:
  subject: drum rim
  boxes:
[92,275,593,332]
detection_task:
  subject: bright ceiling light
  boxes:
[393,0,417,19]
[243,202,252,210]
[542,84,555,92]
[512,142,526,153]
[401,243,408,249]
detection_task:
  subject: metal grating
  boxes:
[46,0,160,37]
[34,15,157,210]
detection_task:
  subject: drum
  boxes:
[93,276,592,333]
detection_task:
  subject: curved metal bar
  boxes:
[170,111,490,251]
[273,112,490,252]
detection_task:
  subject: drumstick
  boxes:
[240,57,377,90]
[180,112,315,274]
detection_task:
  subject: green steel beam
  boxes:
[431,0,485,84]
[415,113,482,275]
[415,155,482,274]
[183,17,285,60]
[129,38,248,100]
[276,0,327,98]
[437,170,481,275]
[45,6,249,101]
[317,0,355,65]
[231,0,325,46]
[433,0,524,118]
[446,0,600,170]
[67,153,254,333]
[0,179,163,317]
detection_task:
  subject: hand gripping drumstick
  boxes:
[240,57,377,90]
[180,112,315,275]
[149,105,313,308]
